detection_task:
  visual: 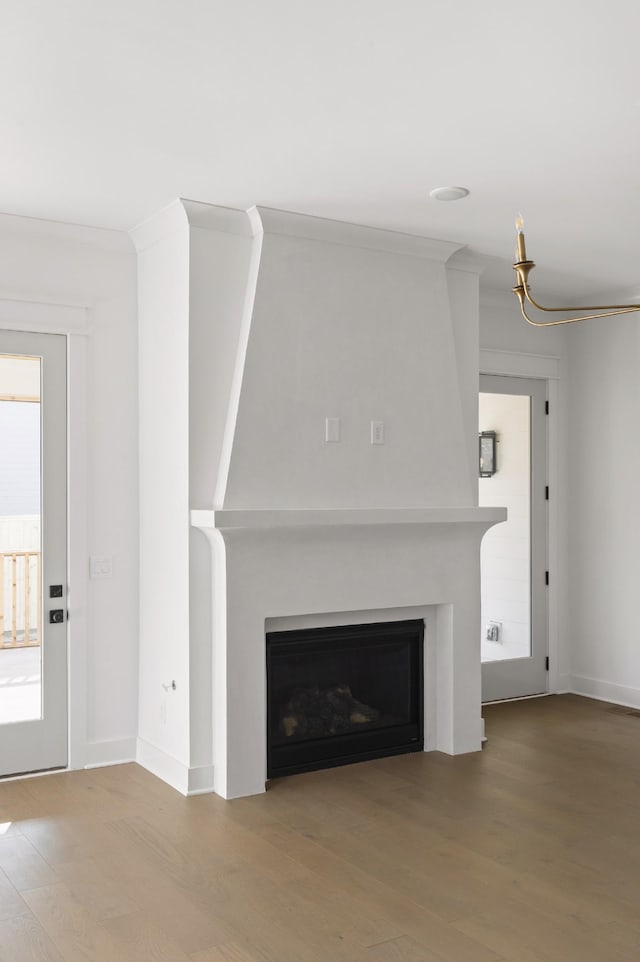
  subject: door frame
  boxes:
[0,305,90,772]
[479,349,561,696]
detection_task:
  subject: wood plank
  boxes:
[0,835,58,891]
[104,911,194,961]
[22,883,128,962]
[0,913,64,962]
[0,865,30,922]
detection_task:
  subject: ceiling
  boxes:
[3,0,639,299]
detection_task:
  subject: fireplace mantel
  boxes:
[192,503,507,798]
[191,506,506,532]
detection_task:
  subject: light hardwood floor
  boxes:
[1,694,640,961]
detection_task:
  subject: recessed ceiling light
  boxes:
[429,186,470,202]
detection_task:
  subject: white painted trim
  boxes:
[130,199,188,254]
[568,676,640,710]
[84,738,137,768]
[131,199,257,254]
[253,206,463,261]
[214,214,264,506]
[67,334,89,770]
[186,764,215,796]
[479,349,561,697]
[0,212,132,252]
[556,674,572,693]
[546,377,561,696]
[135,738,213,796]
[0,297,89,335]
[480,348,560,380]
[447,250,487,275]
[192,506,507,531]
[136,738,190,795]
[181,199,255,237]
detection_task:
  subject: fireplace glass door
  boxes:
[266,619,423,778]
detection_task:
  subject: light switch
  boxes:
[371,421,385,445]
[325,417,340,442]
[90,556,113,579]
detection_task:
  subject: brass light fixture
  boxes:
[512,215,640,326]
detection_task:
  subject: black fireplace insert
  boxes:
[266,619,424,778]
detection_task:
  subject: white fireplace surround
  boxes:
[134,199,506,800]
[193,507,504,799]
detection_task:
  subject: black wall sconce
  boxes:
[479,431,497,477]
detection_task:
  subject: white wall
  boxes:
[0,213,138,765]
[224,210,474,510]
[133,200,255,793]
[566,315,640,705]
[479,392,531,661]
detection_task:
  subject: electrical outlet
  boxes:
[371,420,385,445]
[325,417,340,442]
[90,556,113,579]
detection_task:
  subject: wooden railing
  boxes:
[0,551,41,649]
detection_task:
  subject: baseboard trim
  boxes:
[136,738,214,796]
[84,737,137,769]
[568,675,640,711]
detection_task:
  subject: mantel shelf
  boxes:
[191,506,507,531]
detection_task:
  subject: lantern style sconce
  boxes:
[479,431,497,478]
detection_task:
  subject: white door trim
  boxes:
[479,348,561,696]
[0,296,90,771]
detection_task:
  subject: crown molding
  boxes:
[131,199,257,252]
[251,206,463,262]
[0,211,132,253]
[130,199,189,253]
[181,199,256,236]
[0,295,89,335]
[447,248,487,275]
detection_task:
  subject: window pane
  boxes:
[0,356,42,724]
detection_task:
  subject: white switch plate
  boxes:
[371,420,385,444]
[325,417,340,442]
[90,556,113,579]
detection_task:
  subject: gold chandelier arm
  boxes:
[515,290,640,327]
[513,261,640,326]
[524,288,640,316]
[514,290,589,326]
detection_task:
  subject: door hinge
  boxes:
[545,400,549,415]
[545,485,549,500]
[545,570,549,586]
[545,656,549,671]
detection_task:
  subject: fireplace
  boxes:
[266,619,424,778]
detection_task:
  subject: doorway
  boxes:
[0,330,67,776]
[480,374,547,702]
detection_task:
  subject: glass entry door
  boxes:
[480,374,548,702]
[0,331,67,776]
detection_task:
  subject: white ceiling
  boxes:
[3,0,639,298]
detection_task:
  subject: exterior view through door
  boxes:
[0,331,67,777]
[480,374,548,702]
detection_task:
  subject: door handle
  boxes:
[49,609,65,624]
